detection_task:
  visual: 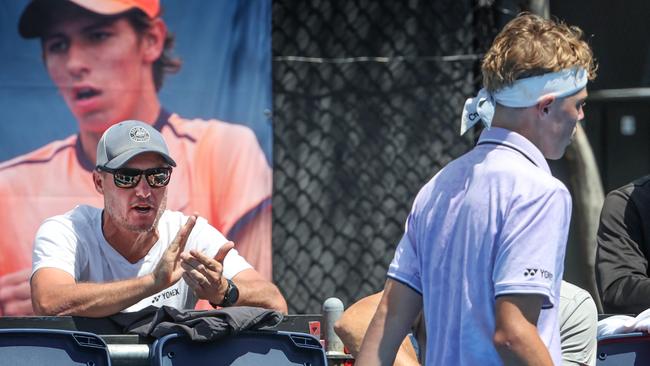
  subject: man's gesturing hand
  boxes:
[180,241,234,305]
[152,215,197,291]
[0,268,34,316]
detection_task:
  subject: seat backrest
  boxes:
[597,332,650,366]
[0,328,111,366]
[151,330,327,366]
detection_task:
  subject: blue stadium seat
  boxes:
[151,330,327,366]
[0,328,111,366]
[597,332,650,365]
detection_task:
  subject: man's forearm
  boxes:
[234,278,288,313]
[32,273,159,317]
[494,322,553,365]
[493,295,553,366]
[601,275,650,314]
[355,303,396,365]
[334,292,420,366]
[356,280,422,366]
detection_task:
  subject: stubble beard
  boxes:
[107,191,168,234]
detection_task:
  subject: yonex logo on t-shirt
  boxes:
[523,267,554,280]
[151,288,180,303]
[524,268,538,277]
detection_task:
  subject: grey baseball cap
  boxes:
[96,120,176,169]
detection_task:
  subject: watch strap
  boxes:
[210,278,237,308]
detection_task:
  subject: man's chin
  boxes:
[75,112,115,134]
[124,216,157,233]
[123,204,165,233]
[127,224,156,234]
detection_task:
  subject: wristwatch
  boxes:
[216,278,239,307]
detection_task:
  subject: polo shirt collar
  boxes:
[477,127,551,174]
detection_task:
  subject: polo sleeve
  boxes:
[493,185,571,308]
[195,122,271,238]
[192,122,271,279]
[387,213,422,295]
[32,217,80,279]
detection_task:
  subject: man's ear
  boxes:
[536,95,556,117]
[142,18,166,63]
[93,171,105,195]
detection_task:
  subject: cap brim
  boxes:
[65,0,135,16]
[19,0,157,39]
[103,147,176,169]
[18,0,47,39]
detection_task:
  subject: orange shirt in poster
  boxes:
[0,110,272,280]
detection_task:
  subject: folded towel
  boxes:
[598,308,650,337]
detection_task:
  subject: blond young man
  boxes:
[356,13,596,366]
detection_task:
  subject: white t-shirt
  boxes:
[32,205,252,312]
[388,128,571,365]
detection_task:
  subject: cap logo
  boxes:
[129,126,150,142]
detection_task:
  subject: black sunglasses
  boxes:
[97,166,172,188]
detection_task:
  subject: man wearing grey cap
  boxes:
[0,0,273,316]
[29,120,287,317]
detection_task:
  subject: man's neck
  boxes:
[101,211,160,264]
[491,106,536,143]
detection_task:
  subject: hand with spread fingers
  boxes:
[152,215,198,291]
[0,268,34,316]
[181,241,235,305]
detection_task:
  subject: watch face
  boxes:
[228,280,239,305]
[220,279,239,307]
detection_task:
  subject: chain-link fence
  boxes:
[272,0,524,314]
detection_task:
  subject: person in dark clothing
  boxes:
[597,175,650,314]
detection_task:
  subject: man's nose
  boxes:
[133,176,152,198]
[66,42,89,78]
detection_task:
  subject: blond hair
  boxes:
[481,13,596,93]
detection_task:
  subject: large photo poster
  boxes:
[0,0,272,315]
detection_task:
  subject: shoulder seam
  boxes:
[0,142,76,172]
[164,116,198,144]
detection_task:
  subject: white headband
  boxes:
[460,67,588,135]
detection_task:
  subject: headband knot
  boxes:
[460,67,588,135]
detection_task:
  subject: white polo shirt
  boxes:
[388,127,571,365]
